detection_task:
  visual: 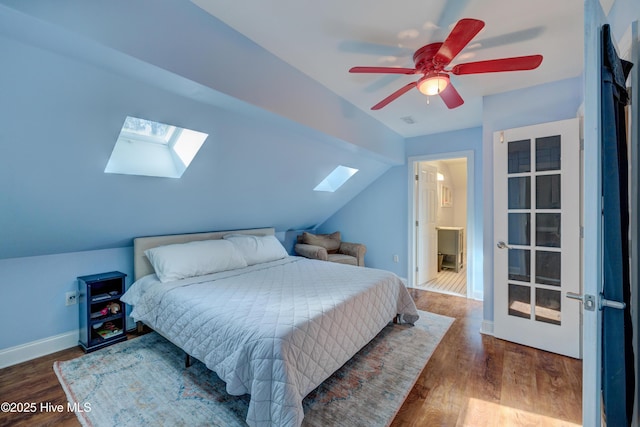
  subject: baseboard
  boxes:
[480,320,494,336]
[470,289,484,301]
[0,330,78,369]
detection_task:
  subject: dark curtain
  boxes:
[601,24,634,427]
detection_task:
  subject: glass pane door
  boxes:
[493,118,580,358]
[506,134,563,326]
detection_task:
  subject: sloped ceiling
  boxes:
[0,0,404,259]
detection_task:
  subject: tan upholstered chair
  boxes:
[294,231,366,267]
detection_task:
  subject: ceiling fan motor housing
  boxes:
[413,42,445,74]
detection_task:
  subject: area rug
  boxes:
[54,310,453,427]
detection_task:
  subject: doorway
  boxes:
[417,158,467,296]
[408,151,475,299]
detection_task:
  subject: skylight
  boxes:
[104,116,208,178]
[314,165,358,192]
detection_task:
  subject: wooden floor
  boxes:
[391,290,582,427]
[419,265,467,296]
[0,290,582,427]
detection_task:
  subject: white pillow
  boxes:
[223,234,288,265]
[144,239,247,283]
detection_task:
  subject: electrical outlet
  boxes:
[65,291,77,306]
[393,254,399,263]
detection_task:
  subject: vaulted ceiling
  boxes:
[0,0,584,259]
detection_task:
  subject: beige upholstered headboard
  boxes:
[133,227,275,281]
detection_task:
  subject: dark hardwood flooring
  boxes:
[0,290,582,427]
[391,290,582,426]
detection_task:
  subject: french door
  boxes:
[493,118,581,358]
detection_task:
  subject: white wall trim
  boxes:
[627,19,639,427]
[480,320,494,336]
[582,1,606,424]
[0,330,78,369]
[470,289,484,301]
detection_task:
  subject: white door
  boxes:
[417,163,438,285]
[493,118,581,358]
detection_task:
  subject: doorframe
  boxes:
[582,0,605,424]
[407,150,478,299]
[618,19,639,427]
[628,20,639,427]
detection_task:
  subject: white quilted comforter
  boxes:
[122,256,419,427]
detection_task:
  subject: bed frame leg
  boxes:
[393,315,399,324]
[185,353,192,368]
[136,321,144,334]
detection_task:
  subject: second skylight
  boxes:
[314,165,358,192]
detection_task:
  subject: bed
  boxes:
[121,227,419,427]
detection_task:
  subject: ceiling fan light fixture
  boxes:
[417,73,450,96]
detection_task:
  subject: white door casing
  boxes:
[408,152,476,297]
[582,1,606,424]
[493,118,581,358]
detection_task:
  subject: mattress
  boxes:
[122,256,419,427]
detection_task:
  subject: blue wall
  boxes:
[0,230,308,351]
[319,126,483,281]
[318,166,409,277]
[0,248,132,349]
[0,33,395,260]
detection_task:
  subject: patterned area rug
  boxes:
[54,310,453,427]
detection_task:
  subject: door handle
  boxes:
[599,294,626,310]
[496,241,511,249]
[566,292,596,311]
[566,292,625,311]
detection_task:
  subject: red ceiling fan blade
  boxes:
[349,66,418,75]
[451,54,543,75]
[438,82,464,109]
[433,18,485,67]
[371,82,417,110]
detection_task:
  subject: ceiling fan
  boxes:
[349,18,543,110]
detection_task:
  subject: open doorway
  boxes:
[417,158,467,296]
[408,151,475,299]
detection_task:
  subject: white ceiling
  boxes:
[192,0,584,138]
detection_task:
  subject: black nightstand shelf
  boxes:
[78,271,127,352]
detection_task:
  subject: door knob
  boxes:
[496,241,511,249]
